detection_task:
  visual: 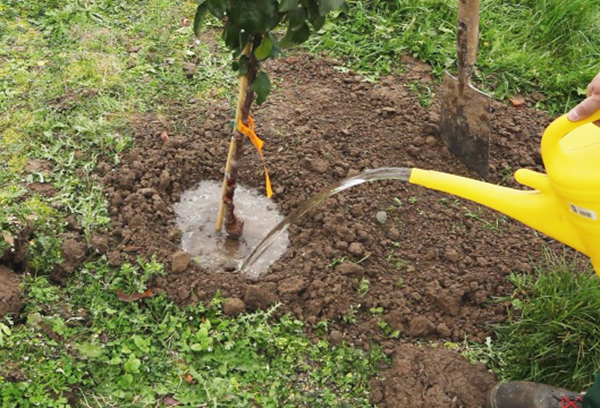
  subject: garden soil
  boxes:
[2,52,574,406]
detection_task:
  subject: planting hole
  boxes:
[174,180,289,277]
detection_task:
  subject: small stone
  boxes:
[309,158,329,174]
[329,330,343,345]
[436,322,452,337]
[335,261,364,277]
[387,227,400,241]
[435,291,461,316]
[244,285,278,310]
[171,251,191,273]
[108,250,122,266]
[138,187,157,197]
[444,248,461,263]
[376,211,388,224]
[89,233,109,255]
[118,168,136,190]
[425,136,437,146]
[159,171,171,191]
[348,242,365,257]
[278,277,307,295]
[223,298,246,316]
[408,316,436,337]
[168,227,182,243]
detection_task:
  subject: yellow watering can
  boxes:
[409,110,600,275]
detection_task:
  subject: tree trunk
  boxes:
[222,36,261,238]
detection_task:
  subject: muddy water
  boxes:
[241,167,412,276]
[174,181,289,278]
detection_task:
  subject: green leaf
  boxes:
[75,343,103,359]
[318,0,345,16]
[252,72,271,105]
[291,22,311,45]
[190,343,203,351]
[312,15,326,31]
[132,335,150,353]
[287,8,307,31]
[207,0,227,19]
[279,0,298,12]
[124,355,141,373]
[119,374,134,387]
[228,0,281,34]
[193,2,208,37]
[238,55,250,75]
[255,36,273,61]
[197,326,209,340]
[268,32,283,58]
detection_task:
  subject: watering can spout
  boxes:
[409,168,586,257]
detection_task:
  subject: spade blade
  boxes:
[439,71,491,180]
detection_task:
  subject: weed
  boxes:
[466,254,600,390]
[395,277,404,288]
[408,196,418,204]
[342,304,360,325]
[406,81,434,107]
[358,278,370,297]
[370,307,384,315]
[0,259,385,406]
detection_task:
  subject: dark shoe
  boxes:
[486,381,583,408]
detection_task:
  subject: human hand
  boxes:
[568,72,600,123]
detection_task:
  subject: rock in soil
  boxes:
[0,266,21,318]
[244,285,278,310]
[222,298,246,316]
[171,251,191,273]
[372,343,496,407]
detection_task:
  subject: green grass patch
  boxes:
[465,254,600,391]
[312,0,600,112]
[0,257,385,407]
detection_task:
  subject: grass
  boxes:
[3,0,600,404]
[310,0,600,113]
[0,257,385,406]
[0,0,234,270]
[0,0,385,405]
[464,253,600,391]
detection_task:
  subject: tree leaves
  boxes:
[254,36,273,61]
[252,72,271,105]
[194,0,347,103]
[193,2,208,37]
[207,0,227,19]
[279,0,298,13]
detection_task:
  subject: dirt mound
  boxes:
[370,344,496,407]
[97,52,570,406]
[0,266,21,318]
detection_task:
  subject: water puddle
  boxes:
[174,180,289,279]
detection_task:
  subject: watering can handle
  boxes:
[541,110,600,164]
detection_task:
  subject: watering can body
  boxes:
[410,110,600,274]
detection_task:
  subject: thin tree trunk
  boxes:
[221,37,261,238]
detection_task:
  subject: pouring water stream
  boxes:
[240,167,412,278]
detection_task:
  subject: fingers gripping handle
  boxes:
[541,110,600,165]
[457,0,480,85]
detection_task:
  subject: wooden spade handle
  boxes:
[457,0,480,85]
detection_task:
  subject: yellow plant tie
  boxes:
[237,115,273,198]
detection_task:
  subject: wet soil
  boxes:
[90,53,566,405]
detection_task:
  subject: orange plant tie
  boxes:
[237,115,273,198]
